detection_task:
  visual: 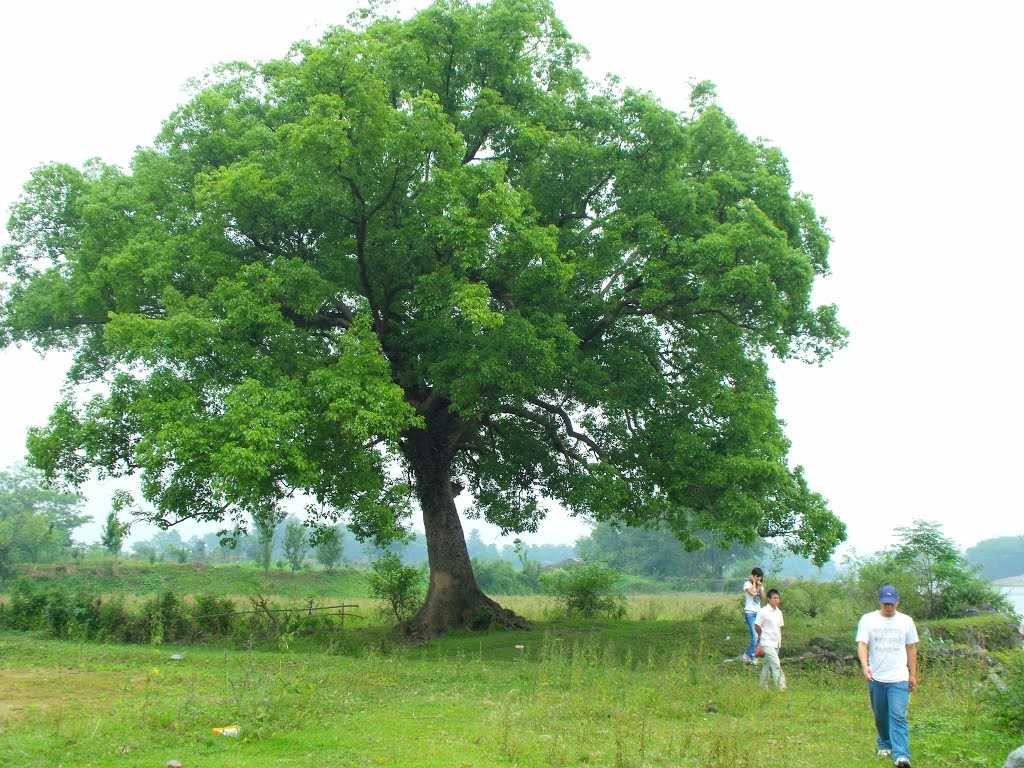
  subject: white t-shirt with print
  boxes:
[754,605,784,648]
[743,580,761,612]
[855,610,920,683]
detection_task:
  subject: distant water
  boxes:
[1000,585,1024,615]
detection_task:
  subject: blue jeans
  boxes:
[869,680,910,760]
[743,611,758,658]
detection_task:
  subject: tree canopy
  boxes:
[1,0,846,633]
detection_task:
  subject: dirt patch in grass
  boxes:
[0,668,136,723]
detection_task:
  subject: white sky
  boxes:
[1,1,1021,555]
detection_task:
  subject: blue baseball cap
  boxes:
[879,585,900,604]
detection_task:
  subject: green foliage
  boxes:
[854,520,1009,619]
[2,559,369,599]
[542,563,625,618]
[283,517,310,571]
[983,652,1024,733]
[0,465,88,573]
[252,509,280,572]
[0,0,847,597]
[920,614,1022,652]
[0,579,324,646]
[471,557,545,594]
[99,510,130,555]
[577,522,763,582]
[367,552,424,623]
[966,535,1024,580]
[314,524,344,571]
[777,579,847,620]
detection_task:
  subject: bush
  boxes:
[921,615,1022,651]
[778,579,854,620]
[368,552,425,623]
[472,558,543,594]
[5,579,50,629]
[192,594,236,638]
[984,652,1024,732]
[542,563,625,618]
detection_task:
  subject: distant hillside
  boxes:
[966,535,1024,580]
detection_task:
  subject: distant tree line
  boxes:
[0,466,88,575]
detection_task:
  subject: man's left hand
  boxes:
[908,675,917,692]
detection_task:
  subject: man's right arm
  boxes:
[857,641,872,681]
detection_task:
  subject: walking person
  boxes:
[856,585,919,768]
[741,567,765,663]
[755,588,786,690]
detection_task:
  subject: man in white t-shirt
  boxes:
[856,585,919,768]
[754,588,785,690]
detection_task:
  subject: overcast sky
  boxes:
[1,1,1021,556]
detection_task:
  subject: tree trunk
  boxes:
[402,426,528,639]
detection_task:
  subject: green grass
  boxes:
[0,603,1017,767]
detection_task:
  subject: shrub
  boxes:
[779,579,854,620]
[137,590,192,644]
[542,563,625,618]
[921,615,1021,651]
[368,552,425,623]
[5,579,49,629]
[984,652,1024,732]
[473,558,542,594]
[192,594,236,638]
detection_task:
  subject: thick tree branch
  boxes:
[498,403,602,464]
[557,172,614,227]
[280,306,353,331]
[525,397,603,456]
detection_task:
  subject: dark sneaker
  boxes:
[894,758,911,768]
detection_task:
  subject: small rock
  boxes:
[1005,744,1024,768]
[169,654,184,661]
[167,761,183,768]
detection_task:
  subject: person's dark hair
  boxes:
[766,588,780,600]
[751,567,764,578]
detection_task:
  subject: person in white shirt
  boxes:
[856,585,919,768]
[741,567,765,663]
[754,588,786,690]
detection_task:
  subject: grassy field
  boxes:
[1,589,1019,767]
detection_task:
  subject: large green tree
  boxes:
[1,0,846,635]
